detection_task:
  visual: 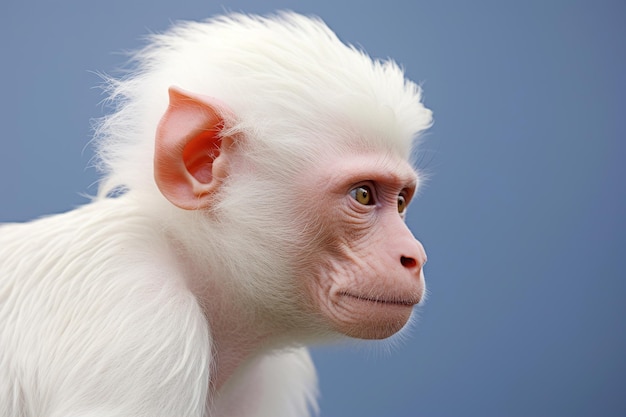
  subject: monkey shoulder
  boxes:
[0,197,180,299]
[0,197,211,417]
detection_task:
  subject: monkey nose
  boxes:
[399,240,427,271]
[400,256,418,268]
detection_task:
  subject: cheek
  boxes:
[292,184,424,340]
[307,245,423,340]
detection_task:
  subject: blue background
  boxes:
[1,1,624,416]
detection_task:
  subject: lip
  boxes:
[340,292,420,306]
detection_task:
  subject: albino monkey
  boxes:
[0,12,432,417]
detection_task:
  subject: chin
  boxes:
[338,314,413,340]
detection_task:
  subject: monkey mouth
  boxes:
[339,292,419,307]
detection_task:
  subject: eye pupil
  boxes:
[352,186,372,205]
[398,195,407,213]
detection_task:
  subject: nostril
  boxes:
[400,256,417,268]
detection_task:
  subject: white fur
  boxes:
[0,197,317,416]
[95,12,431,200]
[0,12,431,417]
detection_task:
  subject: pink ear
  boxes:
[154,86,234,210]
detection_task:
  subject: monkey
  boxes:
[0,12,432,417]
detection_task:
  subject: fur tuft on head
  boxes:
[92,13,433,316]
[94,11,432,200]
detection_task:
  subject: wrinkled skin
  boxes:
[301,152,427,340]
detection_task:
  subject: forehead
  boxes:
[317,150,419,189]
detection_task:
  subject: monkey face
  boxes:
[297,152,427,340]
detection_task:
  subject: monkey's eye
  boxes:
[398,194,407,214]
[350,186,373,206]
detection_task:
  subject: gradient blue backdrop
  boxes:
[1,1,624,416]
